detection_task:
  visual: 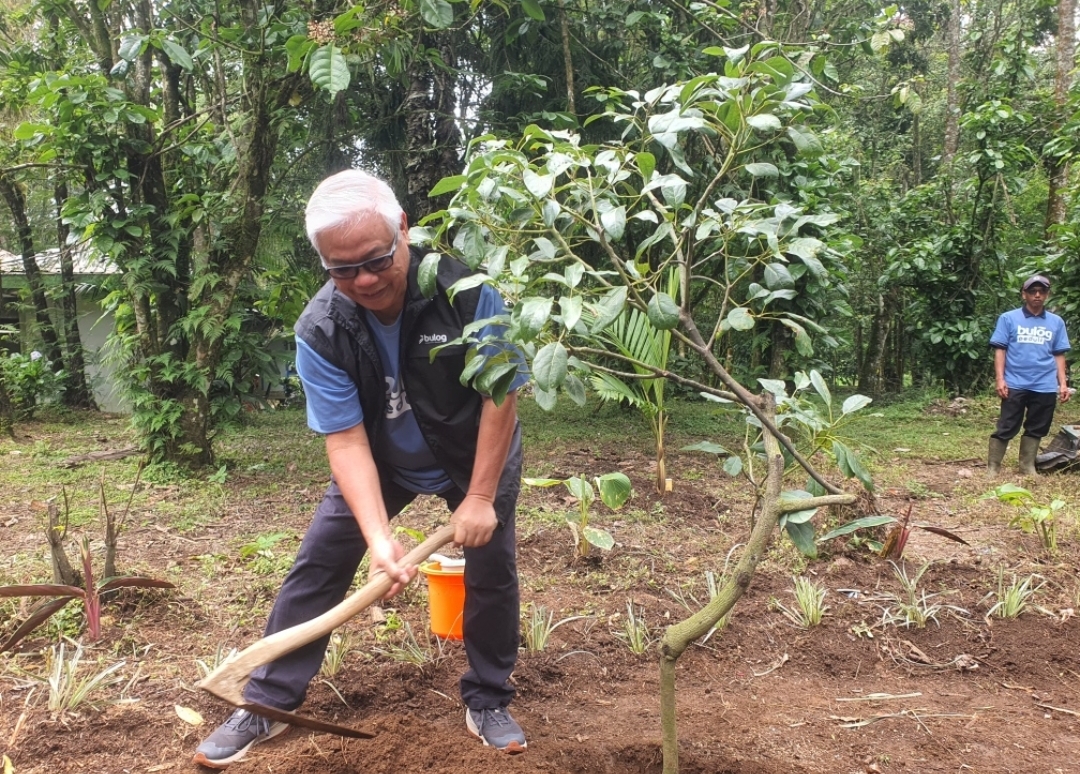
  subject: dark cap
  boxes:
[1022,275,1051,291]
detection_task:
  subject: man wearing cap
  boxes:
[987,274,1071,475]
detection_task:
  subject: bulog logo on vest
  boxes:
[419,333,448,344]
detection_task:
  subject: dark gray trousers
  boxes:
[244,430,522,712]
[992,389,1058,441]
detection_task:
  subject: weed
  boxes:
[522,604,584,653]
[985,569,1045,619]
[880,560,966,629]
[0,537,174,652]
[195,644,239,681]
[983,484,1063,555]
[773,576,828,628]
[239,531,296,575]
[523,472,632,558]
[617,601,652,655]
[321,630,356,677]
[374,620,445,667]
[34,638,128,713]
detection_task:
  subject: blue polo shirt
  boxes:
[295,284,528,493]
[989,306,1070,393]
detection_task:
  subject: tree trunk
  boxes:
[1043,0,1074,236]
[54,182,98,410]
[558,0,576,117]
[0,173,63,365]
[941,0,961,167]
[0,366,14,437]
[402,31,461,220]
[658,395,855,773]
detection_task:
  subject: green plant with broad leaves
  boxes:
[982,484,1064,555]
[0,351,67,420]
[524,472,632,558]
[589,269,679,495]
[417,41,862,774]
[685,369,876,559]
[0,537,174,652]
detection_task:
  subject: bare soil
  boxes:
[2,411,1079,774]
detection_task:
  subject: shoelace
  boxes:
[225,710,267,734]
[481,709,511,728]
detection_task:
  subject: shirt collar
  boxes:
[1022,306,1047,319]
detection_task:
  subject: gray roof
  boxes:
[0,245,117,275]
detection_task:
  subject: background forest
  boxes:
[0,0,1077,465]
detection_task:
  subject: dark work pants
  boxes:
[244,428,522,712]
[992,389,1058,441]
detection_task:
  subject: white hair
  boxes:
[305,170,404,258]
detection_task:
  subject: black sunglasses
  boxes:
[322,230,399,280]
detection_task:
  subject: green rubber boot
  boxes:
[986,438,1008,476]
[1018,436,1040,476]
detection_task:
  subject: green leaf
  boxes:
[117,35,147,61]
[681,441,730,455]
[523,477,563,487]
[763,263,794,289]
[647,292,680,330]
[309,45,350,97]
[746,113,782,131]
[429,175,466,197]
[559,295,583,331]
[810,370,831,406]
[418,252,441,298]
[596,472,632,510]
[723,456,743,476]
[582,526,615,551]
[523,169,554,198]
[533,385,557,411]
[420,0,454,28]
[532,342,568,391]
[563,373,587,406]
[564,475,593,503]
[14,123,51,140]
[516,297,553,339]
[841,394,872,415]
[785,520,818,558]
[786,126,823,154]
[636,151,656,181]
[744,162,779,178]
[726,307,755,331]
[600,206,627,240]
[520,0,546,21]
[816,515,896,543]
[589,286,628,333]
[160,38,194,70]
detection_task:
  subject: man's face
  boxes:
[317,213,409,324]
[1022,284,1049,314]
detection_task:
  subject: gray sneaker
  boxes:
[192,708,289,769]
[466,707,527,753]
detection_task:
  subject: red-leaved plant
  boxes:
[0,537,174,652]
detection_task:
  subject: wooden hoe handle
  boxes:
[199,523,457,708]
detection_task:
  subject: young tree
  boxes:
[421,44,864,771]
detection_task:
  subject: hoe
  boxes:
[198,523,456,738]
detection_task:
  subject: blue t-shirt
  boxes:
[989,306,1071,393]
[296,284,528,493]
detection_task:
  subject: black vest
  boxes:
[294,246,495,490]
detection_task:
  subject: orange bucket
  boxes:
[419,560,465,640]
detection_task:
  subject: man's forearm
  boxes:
[994,348,1007,381]
[326,424,392,546]
[467,392,518,501]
